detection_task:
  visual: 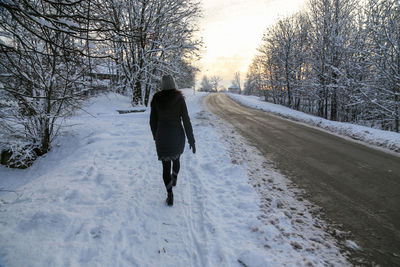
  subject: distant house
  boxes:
[228,85,241,94]
[89,62,118,81]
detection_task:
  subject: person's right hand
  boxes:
[189,143,196,154]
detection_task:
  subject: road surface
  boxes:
[205,93,400,266]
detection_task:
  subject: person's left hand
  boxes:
[189,143,196,154]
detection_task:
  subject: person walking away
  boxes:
[150,75,196,206]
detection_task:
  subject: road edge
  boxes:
[225,93,400,158]
[202,94,355,266]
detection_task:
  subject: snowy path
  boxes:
[0,91,348,266]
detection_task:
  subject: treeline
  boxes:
[199,75,222,92]
[244,0,400,132]
[0,0,201,167]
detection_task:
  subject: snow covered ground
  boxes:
[228,93,400,154]
[0,90,349,266]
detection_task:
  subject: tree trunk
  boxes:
[133,80,143,106]
[330,90,337,121]
[395,93,399,132]
[285,60,292,107]
[287,78,292,107]
[324,93,328,119]
[40,121,50,156]
[295,98,300,110]
[144,81,151,107]
[318,99,324,117]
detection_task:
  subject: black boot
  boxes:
[172,172,178,187]
[166,191,174,206]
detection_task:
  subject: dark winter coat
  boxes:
[150,89,195,161]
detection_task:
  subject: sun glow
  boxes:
[199,0,307,87]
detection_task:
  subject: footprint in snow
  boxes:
[90,227,102,239]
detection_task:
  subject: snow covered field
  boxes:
[228,93,400,154]
[0,90,349,266]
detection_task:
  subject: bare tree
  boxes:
[210,76,222,92]
[232,72,242,94]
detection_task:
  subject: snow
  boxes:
[227,93,400,153]
[0,90,349,266]
[345,240,361,251]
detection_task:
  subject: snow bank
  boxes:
[0,90,349,266]
[200,101,351,266]
[227,93,400,153]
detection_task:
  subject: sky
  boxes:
[198,0,307,88]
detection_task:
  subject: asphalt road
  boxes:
[204,93,400,266]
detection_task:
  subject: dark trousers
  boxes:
[161,157,180,192]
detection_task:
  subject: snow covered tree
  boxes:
[0,0,202,167]
[0,1,92,167]
[307,0,358,120]
[244,56,267,97]
[364,0,400,132]
[290,13,313,111]
[254,12,312,108]
[96,0,201,106]
[200,75,212,92]
[340,7,369,123]
[262,17,298,107]
[245,0,398,132]
[174,58,199,89]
